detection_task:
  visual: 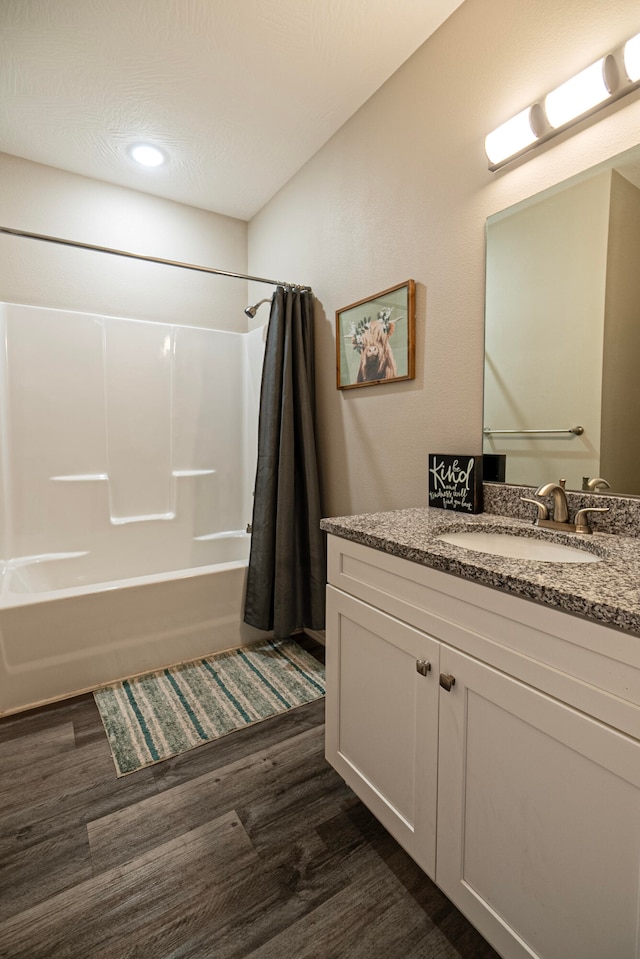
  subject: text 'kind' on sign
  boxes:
[428,454,483,514]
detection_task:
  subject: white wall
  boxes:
[0,152,249,330]
[247,0,640,518]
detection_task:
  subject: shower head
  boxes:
[244,297,272,318]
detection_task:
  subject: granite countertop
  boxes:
[320,507,640,636]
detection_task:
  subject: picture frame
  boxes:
[336,279,416,390]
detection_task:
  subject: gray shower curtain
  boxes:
[243,285,326,639]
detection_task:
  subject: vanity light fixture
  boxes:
[543,58,611,129]
[128,143,167,168]
[625,32,640,82]
[484,108,538,167]
[486,30,640,170]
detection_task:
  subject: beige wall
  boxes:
[0,153,249,331]
[248,0,640,517]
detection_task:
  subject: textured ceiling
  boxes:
[0,0,464,220]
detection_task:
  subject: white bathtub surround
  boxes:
[0,302,267,715]
[104,319,175,523]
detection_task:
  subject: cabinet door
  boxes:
[325,586,440,877]
[437,646,640,959]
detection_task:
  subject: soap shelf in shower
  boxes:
[110,512,176,525]
[194,529,246,541]
[172,469,216,477]
[50,473,109,481]
[49,470,218,526]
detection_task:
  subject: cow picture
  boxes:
[353,309,398,382]
[336,280,416,390]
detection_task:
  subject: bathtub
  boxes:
[0,531,267,716]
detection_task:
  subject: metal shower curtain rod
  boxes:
[0,226,309,290]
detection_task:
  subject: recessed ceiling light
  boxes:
[128,143,167,168]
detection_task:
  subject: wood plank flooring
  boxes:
[0,642,500,959]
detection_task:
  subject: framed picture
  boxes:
[336,279,416,390]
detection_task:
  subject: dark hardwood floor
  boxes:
[0,641,499,959]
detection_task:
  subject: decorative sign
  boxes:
[428,454,483,513]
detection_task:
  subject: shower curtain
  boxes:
[243,286,326,639]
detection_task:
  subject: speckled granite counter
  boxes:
[320,507,640,636]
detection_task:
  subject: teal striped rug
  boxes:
[94,638,325,776]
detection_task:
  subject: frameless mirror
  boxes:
[484,142,640,496]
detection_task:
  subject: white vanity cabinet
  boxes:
[325,587,440,877]
[325,534,640,959]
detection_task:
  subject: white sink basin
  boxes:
[436,529,601,563]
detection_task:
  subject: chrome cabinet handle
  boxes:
[439,673,456,692]
[416,659,431,677]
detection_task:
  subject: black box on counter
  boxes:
[428,454,483,513]
[483,453,506,483]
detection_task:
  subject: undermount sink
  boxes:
[436,529,602,564]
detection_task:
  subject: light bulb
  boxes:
[128,143,166,167]
[544,59,610,129]
[624,32,640,82]
[485,107,538,165]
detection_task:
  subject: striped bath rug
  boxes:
[93,637,325,776]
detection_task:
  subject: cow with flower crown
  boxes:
[349,307,398,383]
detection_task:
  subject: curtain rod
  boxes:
[0,226,309,290]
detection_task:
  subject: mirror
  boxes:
[484,142,640,496]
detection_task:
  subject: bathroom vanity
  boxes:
[321,506,640,959]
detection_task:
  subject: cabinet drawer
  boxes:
[327,535,640,739]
